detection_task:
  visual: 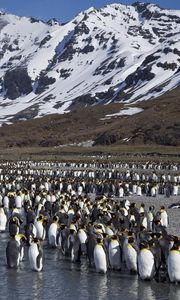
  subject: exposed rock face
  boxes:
[4,68,32,100]
[35,74,56,94]
[0,3,180,123]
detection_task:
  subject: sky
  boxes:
[0,0,179,23]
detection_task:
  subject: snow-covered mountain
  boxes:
[0,2,179,124]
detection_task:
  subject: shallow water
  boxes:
[0,232,180,300]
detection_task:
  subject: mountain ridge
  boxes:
[0,2,179,124]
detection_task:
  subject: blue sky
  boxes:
[0,0,179,22]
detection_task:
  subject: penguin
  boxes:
[140,212,148,229]
[125,237,138,273]
[108,235,121,270]
[25,222,37,245]
[159,206,168,228]
[77,226,87,255]
[168,243,180,283]
[6,235,20,268]
[15,234,27,261]
[57,223,68,254]
[8,216,20,236]
[67,225,81,262]
[86,225,97,266]
[15,192,22,209]
[138,242,155,280]
[35,215,46,240]
[168,202,180,209]
[147,206,155,231]
[94,237,107,273]
[0,207,7,231]
[28,238,43,272]
[48,216,59,248]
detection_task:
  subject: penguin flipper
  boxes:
[36,245,43,270]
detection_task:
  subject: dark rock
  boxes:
[94,132,120,145]
[74,22,90,35]
[60,69,72,79]
[125,66,155,88]
[39,35,52,47]
[35,74,56,94]
[80,44,94,54]
[4,68,32,100]
[30,17,40,23]
[157,62,177,71]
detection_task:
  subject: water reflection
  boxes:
[31,272,43,300]
[138,281,155,300]
[0,233,177,300]
[169,285,180,300]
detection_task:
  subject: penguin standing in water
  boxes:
[94,237,107,274]
[138,242,155,280]
[0,207,7,231]
[8,216,20,236]
[35,215,47,241]
[67,224,81,262]
[168,242,180,283]
[125,237,138,273]
[77,225,87,255]
[15,234,27,261]
[6,235,20,268]
[48,216,59,248]
[108,235,121,270]
[28,238,43,272]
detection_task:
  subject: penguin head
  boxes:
[127,230,134,238]
[16,234,27,243]
[111,235,118,241]
[53,215,59,223]
[140,225,146,232]
[37,215,44,222]
[139,241,149,250]
[32,238,40,244]
[148,239,155,247]
[69,224,77,234]
[128,236,135,244]
[102,232,109,238]
[60,223,66,230]
[96,237,103,245]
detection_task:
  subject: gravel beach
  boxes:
[114,194,180,236]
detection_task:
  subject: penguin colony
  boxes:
[0,160,180,283]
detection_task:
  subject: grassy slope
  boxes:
[0,87,179,161]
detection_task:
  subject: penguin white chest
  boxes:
[35,222,45,240]
[108,241,121,269]
[168,251,180,283]
[138,249,155,280]
[0,211,7,231]
[125,245,137,272]
[94,245,107,273]
[28,244,42,272]
[48,223,58,247]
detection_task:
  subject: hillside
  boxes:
[0,87,179,149]
[0,2,179,124]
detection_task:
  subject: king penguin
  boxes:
[6,235,20,268]
[35,215,46,240]
[0,207,7,232]
[28,238,43,272]
[125,237,138,273]
[168,243,180,283]
[138,242,155,280]
[48,216,59,248]
[77,225,87,255]
[108,235,121,270]
[15,234,27,261]
[94,237,107,273]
